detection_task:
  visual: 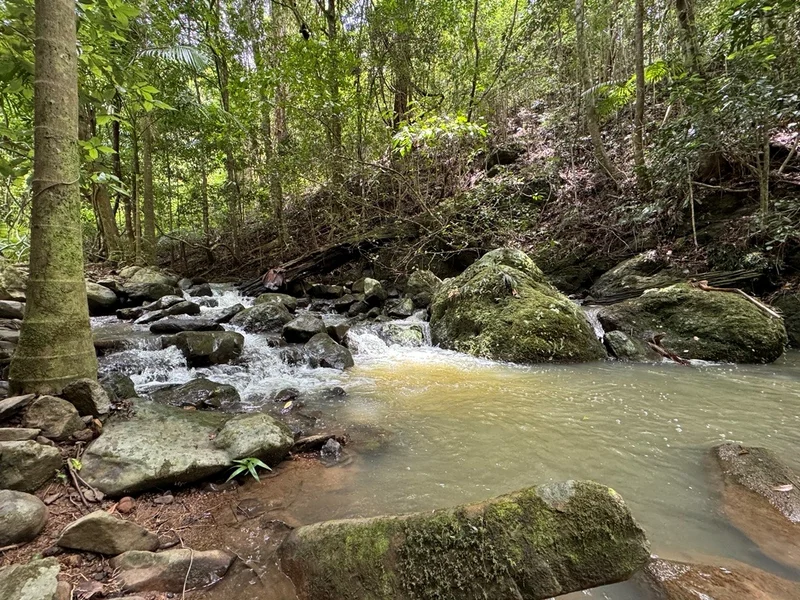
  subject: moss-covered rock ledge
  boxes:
[278,480,650,600]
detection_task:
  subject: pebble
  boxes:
[153,494,174,505]
[117,496,135,514]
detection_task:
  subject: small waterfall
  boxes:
[583,306,606,340]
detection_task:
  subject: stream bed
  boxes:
[95,286,800,598]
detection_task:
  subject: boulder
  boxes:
[590,250,678,300]
[603,330,650,361]
[149,318,223,334]
[279,481,650,600]
[116,306,144,321]
[0,300,25,320]
[141,295,184,312]
[86,281,118,316]
[213,413,294,463]
[100,373,137,402]
[333,294,358,313]
[0,489,48,545]
[169,331,244,367]
[80,401,292,496]
[58,510,158,555]
[380,323,425,347]
[119,266,142,279]
[386,297,415,318]
[255,293,297,312]
[122,282,177,304]
[0,428,40,441]
[213,303,245,324]
[347,300,371,317]
[178,277,194,290]
[112,548,234,593]
[0,394,34,422]
[0,558,60,600]
[134,300,201,325]
[712,443,800,568]
[773,290,800,347]
[598,284,787,363]
[0,259,27,301]
[354,278,387,306]
[308,284,345,299]
[187,283,213,297]
[406,269,442,307]
[128,267,178,288]
[430,249,605,363]
[283,314,326,343]
[61,378,112,417]
[150,378,240,410]
[326,323,350,344]
[229,303,293,333]
[0,440,62,492]
[305,333,354,370]
[23,396,84,441]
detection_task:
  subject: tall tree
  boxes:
[675,0,702,73]
[9,0,97,394]
[141,114,156,263]
[633,0,646,187]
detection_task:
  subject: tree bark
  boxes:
[323,0,343,184]
[10,0,97,393]
[113,93,134,249]
[141,114,156,264]
[131,121,142,262]
[633,0,647,188]
[675,0,702,74]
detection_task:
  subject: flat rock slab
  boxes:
[0,557,60,600]
[150,377,240,409]
[58,510,159,555]
[61,378,112,417]
[0,394,34,422]
[713,443,800,568]
[149,318,224,333]
[0,489,48,545]
[23,396,84,441]
[0,427,40,441]
[112,548,234,592]
[0,440,62,492]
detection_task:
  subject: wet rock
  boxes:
[229,303,293,333]
[386,297,415,318]
[319,438,342,463]
[353,277,387,306]
[116,306,144,321]
[305,333,354,370]
[0,557,60,600]
[134,300,201,325]
[634,558,800,600]
[411,309,429,321]
[380,322,425,347]
[333,294,358,313]
[213,302,245,324]
[178,277,194,290]
[713,443,800,568]
[590,250,678,301]
[151,377,240,410]
[292,433,347,453]
[283,314,326,343]
[279,480,650,600]
[773,290,800,347]
[308,284,345,299]
[128,267,178,288]
[86,281,118,316]
[23,396,84,441]
[0,440,62,492]
[603,330,651,361]
[149,318,223,333]
[140,295,184,313]
[598,284,787,363]
[0,300,24,320]
[278,345,305,366]
[187,283,213,297]
[122,282,178,304]
[0,427,40,441]
[326,323,350,344]
[347,299,370,317]
[61,378,112,417]
[296,297,311,309]
[171,331,244,367]
[274,388,300,403]
[58,510,158,555]
[0,259,27,301]
[0,489,48,545]
[406,269,442,308]
[431,249,605,364]
[112,548,234,593]
[80,401,292,496]
[195,297,219,308]
[0,394,34,422]
[255,292,297,312]
[100,373,137,402]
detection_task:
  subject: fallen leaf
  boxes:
[773,484,794,492]
[75,580,103,599]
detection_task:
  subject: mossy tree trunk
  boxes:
[9,0,98,394]
[142,114,156,264]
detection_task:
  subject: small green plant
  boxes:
[69,458,82,471]
[226,457,271,482]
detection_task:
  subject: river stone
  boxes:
[712,443,800,568]
[0,394,34,422]
[380,323,425,347]
[353,277,387,306]
[112,548,234,593]
[187,283,213,297]
[0,428,40,441]
[229,303,293,333]
[386,297,415,318]
[213,413,294,463]
[430,248,605,363]
[589,250,679,301]
[141,295,184,312]
[254,292,297,312]
[0,490,48,545]
[171,331,244,367]
[122,282,178,304]
[0,440,62,492]
[0,557,60,600]
[135,300,201,325]
[333,294,358,313]
[213,303,245,324]
[406,269,442,307]
[58,510,159,555]
[119,266,142,279]
[283,314,326,343]
[149,318,223,333]
[61,378,112,417]
[80,401,292,496]
[23,396,84,441]
[305,333,354,370]
[100,373,137,401]
[0,300,25,320]
[86,281,118,316]
[308,284,345,299]
[150,377,240,410]
[128,267,178,288]
[773,290,800,347]
[598,284,788,363]
[116,306,144,321]
[603,330,651,361]
[0,259,27,301]
[279,480,650,600]
[633,558,800,600]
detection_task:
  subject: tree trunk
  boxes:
[466,0,480,121]
[10,0,97,394]
[113,93,134,248]
[633,0,647,188]
[131,122,142,262]
[324,0,343,184]
[675,0,702,74]
[141,114,156,264]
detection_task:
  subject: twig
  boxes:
[66,462,90,511]
[691,280,782,319]
[182,548,195,599]
[0,543,22,553]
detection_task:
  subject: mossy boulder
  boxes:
[255,292,298,313]
[0,558,60,600]
[429,248,605,363]
[597,284,787,363]
[589,250,678,300]
[229,303,293,333]
[405,270,442,308]
[278,480,650,600]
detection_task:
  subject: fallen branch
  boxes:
[690,280,782,319]
[647,334,691,366]
[66,460,90,511]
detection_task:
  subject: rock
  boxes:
[406,269,442,308]
[326,323,350,344]
[430,249,605,363]
[598,284,788,363]
[86,281,118,316]
[603,330,650,361]
[386,297,415,318]
[0,428,40,441]
[366,307,381,318]
[119,266,142,279]
[292,433,347,453]
[61,378,112,417]
[58,510,159,555]
[140,295,185,312]
[354,277,387,306]
[0,440,62,492]
[0,489,48,545]
[171,331,244,367]
[0,300,25,320]
[229,303,293,333]
[773,291,800,347]
[187,283,213,297]
[283,314,326,343]
[255,293,297,312]
[23,396,84,441]
[122,282,178,304]
[213,413,294,463]
[150,378,240,410]
[712,443,800,568]
[80,401,292,496]
[196,297,218,308]
[305,333,354,370]
[634,558,800,600]
[213,303,245,324]
[320,438,342,461]
[273,387,300,403]
[333,294,357,313]
[0,259,27,301]
[308,284,345,299]
[379,322,426,347]
[0,394,35,422]
[116,306,144,321]
[149,318,223,333]
[128,267,178,288]
[117,497,135,514]
[279,480,650,600]
[112,548,234,593]
[178,277,194,290]
[590,250,678,300]
[134,300,201,325]
[100,373,137,402]
[0,558,60,600]
[347,299,370,317]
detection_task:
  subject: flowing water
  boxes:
[94,286,800,598]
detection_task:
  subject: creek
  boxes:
[93,286,800,599]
